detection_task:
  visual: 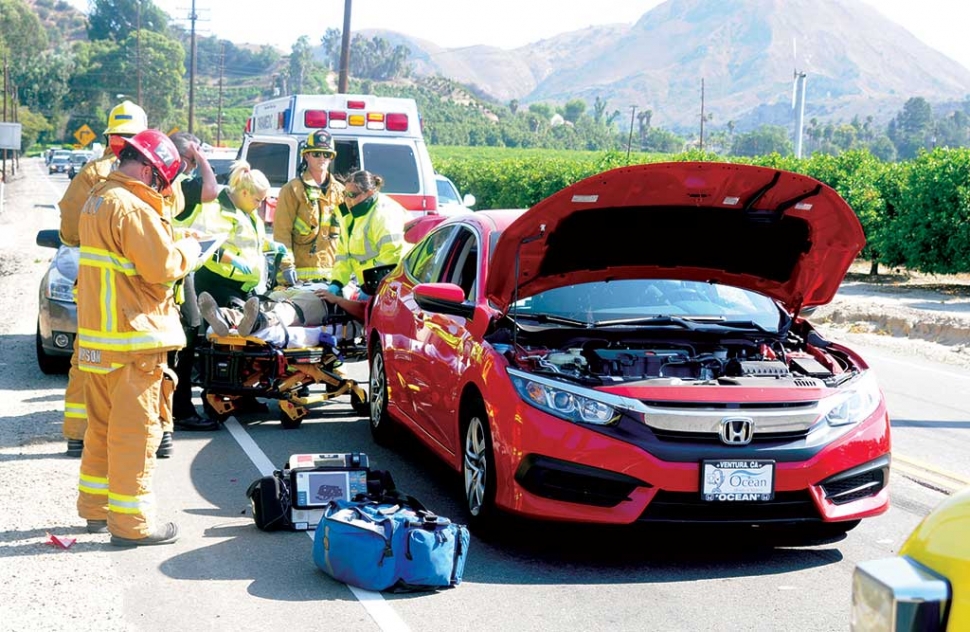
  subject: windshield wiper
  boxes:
[513,313,594,328]
[592,315,719,329]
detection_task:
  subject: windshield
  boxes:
[511,279,785,332]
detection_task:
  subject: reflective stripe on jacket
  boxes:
[76,171,197,370]
[331,193,408,287]
[273,174,344,281]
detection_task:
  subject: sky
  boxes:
[65,0,970,71]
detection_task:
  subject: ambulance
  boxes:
[239,94,439,225]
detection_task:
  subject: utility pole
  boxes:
[338,0,353,93]
[188,0,198,133]
[217,41,225,145]
[699,78,706,151]
[792,70,807,158]
[626,105,637,162]
[137,0,142,104]
[2,55,7,180]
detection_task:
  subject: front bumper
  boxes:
[38,292,77,357]
[490,389,891,525]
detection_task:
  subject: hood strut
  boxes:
[511,224,547,351]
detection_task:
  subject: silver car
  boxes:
[36,229,76,374]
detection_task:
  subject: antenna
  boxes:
[791,37,807,159]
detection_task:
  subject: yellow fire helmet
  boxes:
[104,100,148,136]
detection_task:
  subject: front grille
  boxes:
[640,490,820,523]
[651,427,810,444]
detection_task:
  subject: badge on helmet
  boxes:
[302,130,336,157]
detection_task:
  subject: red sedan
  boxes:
[365,162,891,538]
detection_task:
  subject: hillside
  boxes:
[378,0,970,132]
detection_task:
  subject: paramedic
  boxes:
[180,160,278,308]
[272,130,345,282]
[58,100,148,458]
[76,130,200,546]
[167,132,221,431]
[321,170,407,302]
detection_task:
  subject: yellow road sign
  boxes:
[74,124,96,147]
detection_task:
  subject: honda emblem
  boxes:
[719,417,753,445]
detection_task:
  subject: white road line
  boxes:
[223,417,411,632]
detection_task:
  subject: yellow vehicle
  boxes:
[851,486,970,631]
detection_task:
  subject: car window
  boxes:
[405,226,458,284]
[361,143,419,194]
[513,279,783,331]
[245,142,292,188]
[436,177,461,205]
[441,227,478,299]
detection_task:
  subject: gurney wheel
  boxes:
[201,389,232,422]
[350,387,369,417]
[278,400,304,430]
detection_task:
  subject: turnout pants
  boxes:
[77,353,169,539]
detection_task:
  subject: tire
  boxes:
[36,325,69,375]
[368,348,395,445]
[462,401,498,533]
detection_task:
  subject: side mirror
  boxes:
[36,229,62,249]
[462,194,476,208]
[414,283,474,319]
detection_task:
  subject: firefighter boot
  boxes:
[110,522,180,547]
[66,439,84,458]
[155,431,173,459]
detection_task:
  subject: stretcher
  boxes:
[196,310,368,429]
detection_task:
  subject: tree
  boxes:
[562,99,586,124]
[288,36,316,94]
[592,96,607,124]
[0,0,49,80]
[731,125,793,157]
[889,97,934,160]
[87,0,169,42]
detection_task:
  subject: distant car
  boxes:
[365,161,890,536]
[67,151,94,180]
[48,151,73,175]
[435,173,476,216]
[35,230,76,374]
[851,485,970,631]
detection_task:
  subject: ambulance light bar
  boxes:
[298,108,409,133]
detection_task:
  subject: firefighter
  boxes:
[272,130,345,283]
[76,130,200,546]
[322,170,408,301]
[58,100,149,459]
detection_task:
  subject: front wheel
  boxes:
[462,402,497,533]
[368,348,395,445]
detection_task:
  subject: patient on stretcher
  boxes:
[198,291,332,349]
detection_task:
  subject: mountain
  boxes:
[370,0,970,132]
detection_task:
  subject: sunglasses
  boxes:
[306,151,335,158]
[345,190,364,199]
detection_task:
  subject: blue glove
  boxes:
[327,282,342,295]
[271,241,288,255]
[226,253,253,275]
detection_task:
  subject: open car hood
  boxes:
[485,162,865,315]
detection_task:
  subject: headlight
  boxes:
[822,371,882,427]
[508,367,623,426]
[46,265,76,303]
[851,557,949,631]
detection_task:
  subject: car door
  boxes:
[379,225,458,430]
[409,226,481,456]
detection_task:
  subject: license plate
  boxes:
[701,460,775,501]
